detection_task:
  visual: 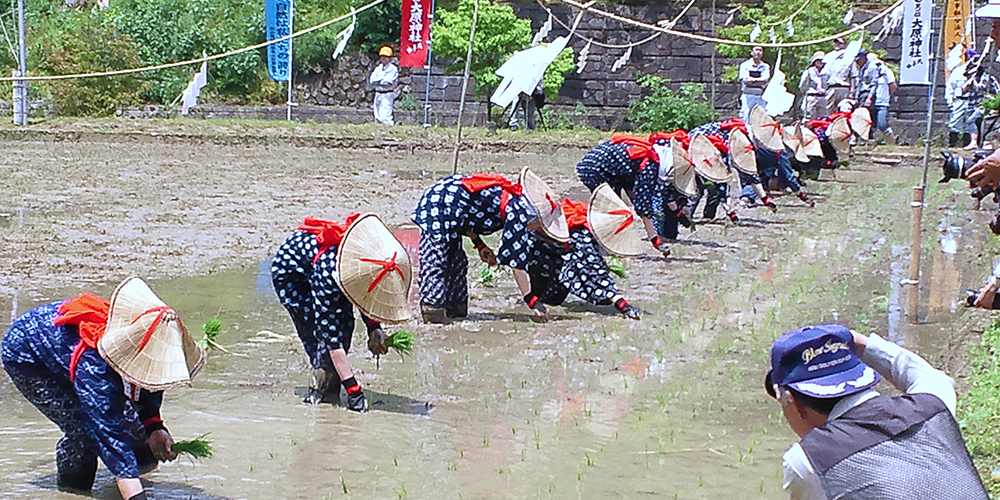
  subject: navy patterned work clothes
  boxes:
[524,229,621,306]
[412,174,536,311]
[577,140,667,230]
[2,302,160,482]
[576,141,640,195]
[272,228,370,373]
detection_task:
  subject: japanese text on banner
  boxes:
[400,0,431,68]
[266,0,292,81]
[901,0,932,84]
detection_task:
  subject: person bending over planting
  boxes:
[520,190,643,320]
[412,170,559,322]
[272,213,412,412]
[575,135,677,257]
[765,324,987,499]
[1,277,206,500]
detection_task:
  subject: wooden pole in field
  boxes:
[452,0,478,174]
[908,3,946,323]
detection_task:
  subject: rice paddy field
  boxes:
[0,119,996,499]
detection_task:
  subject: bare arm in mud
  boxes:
[512,268,548,321]
[467,233,496,265]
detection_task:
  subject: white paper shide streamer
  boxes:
[181,54,208,115]
[576,41,592,74]
[611,46,632,72]
[532,14,553,46]
[332,8,357,59]
[749,23,761,42]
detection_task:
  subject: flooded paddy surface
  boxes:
[0,126,997,499]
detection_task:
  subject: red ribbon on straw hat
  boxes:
[359,252,405,293]
[608,209,634,234]
[133,306,178,352]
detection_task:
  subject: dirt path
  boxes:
[0,121,996,499]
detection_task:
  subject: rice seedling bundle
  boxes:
[172,434,213,459]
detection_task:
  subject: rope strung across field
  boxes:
[0,0,388,82]
[755,0,813,27]
[558,0,904,48]
[535,0,698,50]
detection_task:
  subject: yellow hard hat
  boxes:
[379,46,393,57]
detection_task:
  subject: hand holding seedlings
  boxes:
[368,327,389,356]
[148,429,178,462]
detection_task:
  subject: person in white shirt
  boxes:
[766,324,987,500]
[947,51,975,147]
[823,38,852,115]
[369,46,398,126]
[739,46,770,123]
[798,51,827,120]
[864,54,896,144]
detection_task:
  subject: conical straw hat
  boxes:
[672,140,698,197]
[780,124,802,161]
[519,167,570,243]
[849,107,872,139]
[800,125,823,158]
[729,129,758,175]
[336,213,413,323]
[750,105,784,151]
[588,183,644,257]
[98,277,205,392]
[827,116,852,153]
[690,135,731,182]
[791,124,810,163]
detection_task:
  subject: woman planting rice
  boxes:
[575,135,677,256]
[520,186,642,320]
[271,213,412,412]
[411,169,566,322]
[1,277,205,500]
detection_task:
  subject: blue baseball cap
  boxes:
[764,324,879,399]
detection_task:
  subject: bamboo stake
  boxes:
[908,3,946,323]
[452,0,479,174]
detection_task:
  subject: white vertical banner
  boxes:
[901,0,932,84]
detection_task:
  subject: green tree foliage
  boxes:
[33,13,148,116]
[627,74,717,132]
[716,0,855,92]
[433,0,532,96]
[104,0,264,103]
[296,0,401,68]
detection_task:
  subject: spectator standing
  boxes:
[823,38,852,114]
[739,46,770,123]
[799,51,828,120]
[369,46,398,126]
[867,54,897,144]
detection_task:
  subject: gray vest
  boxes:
[799,393,987,500]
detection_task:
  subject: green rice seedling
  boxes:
[385,330,415,357]
[172,434,213,459]
[607,256,627,279]
[197,318,229,352]
[479,265,497,287]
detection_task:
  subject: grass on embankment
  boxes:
[960,319,1000,495]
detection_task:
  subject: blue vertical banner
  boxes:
[266,0,292,81]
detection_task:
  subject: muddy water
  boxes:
[1,133,997,499]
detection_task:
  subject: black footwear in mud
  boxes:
[346,390,368,412]
[57,457,98,494]
[421,305,449,324]
[445,302,468,319]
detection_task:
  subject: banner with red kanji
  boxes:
[400,0,430,67]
